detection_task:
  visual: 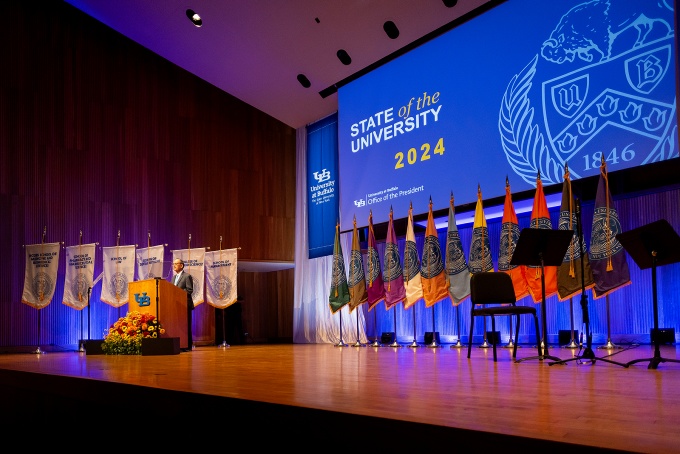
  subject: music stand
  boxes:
[616,220,680,369]
[511,228,573,363]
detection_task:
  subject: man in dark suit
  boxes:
[172,258,194,351]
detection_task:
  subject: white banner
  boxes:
[173,248,206,307]
[136,244,165,280]
[63,243,96,310]
[22,242,61,310]
[205,248,238,309]
[101,245,136,307]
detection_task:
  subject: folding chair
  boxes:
[467,272,541,361]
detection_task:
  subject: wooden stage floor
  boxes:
[1,342,679,451]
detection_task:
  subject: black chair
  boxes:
[467,272,542,362]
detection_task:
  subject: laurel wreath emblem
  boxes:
[499,55,564,186]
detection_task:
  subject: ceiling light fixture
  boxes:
[442,0,458,7]
[337,49,352,66]
[186,9,202,27]
[383,21,399,39]
[297,74,311,88]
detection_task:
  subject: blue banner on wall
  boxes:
[307,113,339,259]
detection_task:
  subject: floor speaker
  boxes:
[485,331,500,345]
[142,337,180,355]
[424,332,440,344]
[650,328,676,344]
[559,330,578,345]
[84,339,104,355]
[381,332,395,344]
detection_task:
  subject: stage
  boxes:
[0,342,678,451]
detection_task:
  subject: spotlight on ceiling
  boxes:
[383,21,399,39]
[337,49,352,66]
[442,0,458,7]
[186,9,202,27]
[297,74,311,88]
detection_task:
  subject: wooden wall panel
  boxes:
[0,2,295,349]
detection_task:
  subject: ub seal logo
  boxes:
[590,206,624,260]
[446,230,467,275]
[558,210,585,262]
[348,248,365,288]
[421,236,444,279]
[468,227,492,274]
[32,272,53,302]
[383,243,403,283]
[497,222,521,272]
[500,0,677,186]
[367,247,382,284]
[403,241,420,280]
[71,272,90,301]
[210,275,232,301]
[109,272,128,299]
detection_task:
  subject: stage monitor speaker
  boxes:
[381,332,395,344]
[142,337,180,355]
[424,332,440,344]
[485,331,500,345]
[84,339,104,355]
[650,328,675,344]
[558,330,578,345]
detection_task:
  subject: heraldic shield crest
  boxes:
[542,41,675,176]
[501,0,677,186]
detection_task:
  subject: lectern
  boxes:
[129,278,188,350]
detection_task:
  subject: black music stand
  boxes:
[512,228,573,363]
[617,220,680,369]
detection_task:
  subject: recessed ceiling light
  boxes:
[383,21,399,39]
[186,9,202,27]
[297,74,311,88]
[337,49,351,66]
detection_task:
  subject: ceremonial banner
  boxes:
[307,113,339,259]
[348,216,368,312]
[384,207,406,310]
[366,211,385,311]
[22,242,61,310]
[421,198,448,308]
[557,166,595,301]
[329,223,350,314]
[445,194,470,306]
[205,248,238,309]
[101,245,136,308]
[348,218,368,313]
[526,175,558,303]
[63,243,96,310]
[136,244,165,280]
[499,180,529,300]
[468,186,494,274]
[173,247,206,307]
[589,160,631,299]
[403,204,423,310]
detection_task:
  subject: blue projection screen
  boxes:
[338,0,677,232]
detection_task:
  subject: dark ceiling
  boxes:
[64,0,494,130]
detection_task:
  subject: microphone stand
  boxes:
[154,277,161,322]
[550,198,627,367]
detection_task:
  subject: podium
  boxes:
[129,278,188,350]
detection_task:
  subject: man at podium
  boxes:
[172,258,194,351]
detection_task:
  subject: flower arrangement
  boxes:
[101,311,165,355]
